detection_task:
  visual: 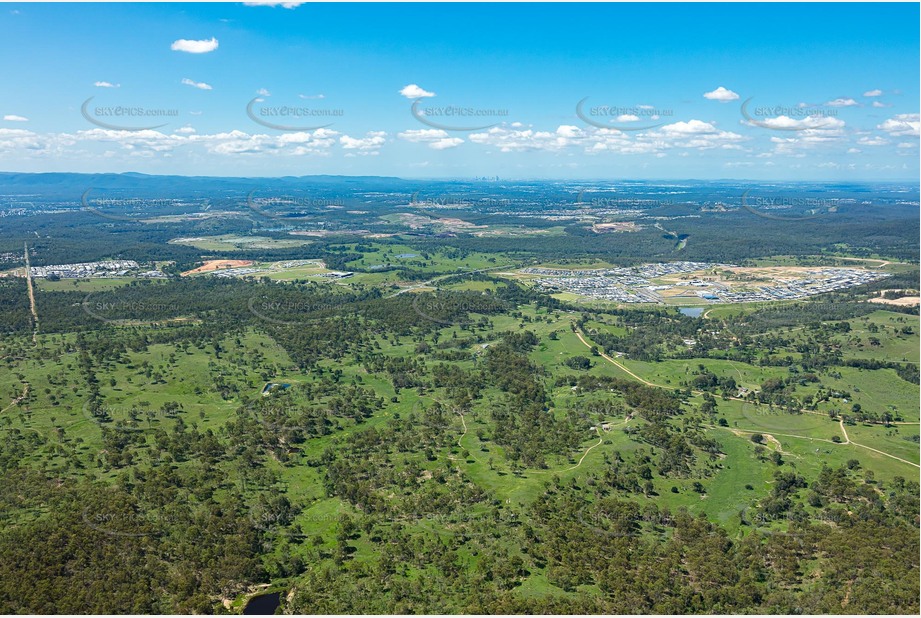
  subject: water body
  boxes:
[261,383,291,394]
[243,592,280,615]
[678,307,704,318]
[395,253,419,258]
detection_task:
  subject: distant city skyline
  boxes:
[0,2,918,180]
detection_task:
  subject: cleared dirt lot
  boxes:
[182,259,254,275]
[870,295,921,306]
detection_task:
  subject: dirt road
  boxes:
[575,325,920,469]
[23,243,38,343]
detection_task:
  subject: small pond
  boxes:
[243,592,280,615]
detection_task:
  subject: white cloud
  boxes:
[863,89,883,97]
[182,78,213,91]
[747,115,845,132]
[430,137,464,150]
[94,81,120,88]
[857,136,888,146]
[0,128,53,154]
[658,119,721,135]
[73,128,186,155]
[555,125,584,138]
[825,98,858,107]
[399,84,435,99]
[3,115,28,122]
[469,125,588,152]
[878,113,920,137]
[256,88,270,96]
[243,1,305,7]
[872,101,890,108]
[847,148,861,154]
[644,120,746,151]
[615,114,639,122]
[61,126,348,158]
[299,94,325,100]
[196,128,339,156]
[399,129,449,142]
[171,37,219,54]
[340,131,387,154]
[766,122,848,155]
[703,86,739,102]
[398,128,463,150]
[461,119,746,155]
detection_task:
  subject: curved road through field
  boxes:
[575,326,920,469]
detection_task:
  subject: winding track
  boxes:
[1,384,29,415]
[386,263,517,298]
[456,409,467,447]
[575,326,920,469]
[448,398,619,473]
[414,270,918,471]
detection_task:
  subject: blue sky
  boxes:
[0,2,918,180]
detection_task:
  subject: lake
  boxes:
[243,592,281,615]
[678,307,704,318]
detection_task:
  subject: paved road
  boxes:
[386,263,518,298]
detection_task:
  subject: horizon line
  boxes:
[1,170,918,185]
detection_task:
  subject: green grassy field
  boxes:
[169,234,312,252]
[34,277,137,292]
[2,264,918,612]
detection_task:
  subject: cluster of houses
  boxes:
[714,269,889,303]
[208,266,353,279]
[28,260,144,279]
[525,262,889,305]
[522,261,721,280]
[525,261,730,303]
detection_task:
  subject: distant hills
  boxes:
[0,172,412,199]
